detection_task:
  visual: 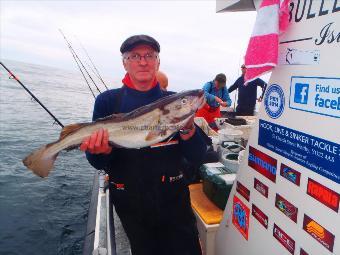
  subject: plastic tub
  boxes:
[218,128,243,143]
[221,152,240,173]
[215,117,255,140]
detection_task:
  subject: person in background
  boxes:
[228,64,267,116]
[195,73,232,125]
[156,70,168,91]
[80,34,206,255]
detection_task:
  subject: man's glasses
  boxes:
[125,53,159,63]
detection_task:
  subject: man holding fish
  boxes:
[80,35,207,255]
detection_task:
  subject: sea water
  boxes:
[0,59,110,255]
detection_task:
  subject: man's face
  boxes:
[241,66,246,75]
[123,45,160,86]
[214,80,225,89]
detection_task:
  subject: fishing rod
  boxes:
[0,62,64,128]
[59,29,102,95]
[76,37,109,90]
[59,29,99,98]
[66,45,96,99]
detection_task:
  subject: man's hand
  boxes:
[215,96,223,105]
[180,116,196,141]
[215,96,227,107]
[80,128,112,154]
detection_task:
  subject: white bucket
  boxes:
[221,152,240,173]
[218,128,243,143]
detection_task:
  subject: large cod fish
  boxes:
[23,90,205,178]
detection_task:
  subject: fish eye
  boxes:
[181,98,188,105]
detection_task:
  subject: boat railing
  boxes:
[82,171,117,255]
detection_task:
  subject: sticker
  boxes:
[303,214,335,252]
[278,48,320,65]
[232,195,250,240]
[275,193,298,223]
[280,163,301,186]
[258,119,340,184]
[300,248,309,255]
[289,76,340,119]
[264,84,285,119]
[307,178,339,212]
[252,204,268,229]
[273,224,295,255]
[248,146,277,183]
[236,181,250,201]
[254,178,269,198]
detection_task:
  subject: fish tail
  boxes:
[23,144,58,178]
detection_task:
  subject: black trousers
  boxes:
[111,185,202,255]
[236,110,254,116]
[236,106,255,116]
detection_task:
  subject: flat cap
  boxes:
[120,35,160,53]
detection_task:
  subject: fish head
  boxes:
[159,89,205,127]
[137,89,205,143]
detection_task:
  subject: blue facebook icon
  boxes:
[294,83,309,104]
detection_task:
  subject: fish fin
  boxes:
[97,113,125,121]
[109,113,125,119]
[145,113,164,141]
[65,144,80,152]
[23,144,59,178]
[60,123,87,140]
[145,130,162,141]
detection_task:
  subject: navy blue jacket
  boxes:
[228,76,267,113]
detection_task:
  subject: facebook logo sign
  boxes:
[290,76,340,118]
[294,83,309,104]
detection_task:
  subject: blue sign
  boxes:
[289,76,340,118]
[258,120,340,184]
[264,84,285,119]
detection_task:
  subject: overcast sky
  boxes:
[1,1,258,92]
